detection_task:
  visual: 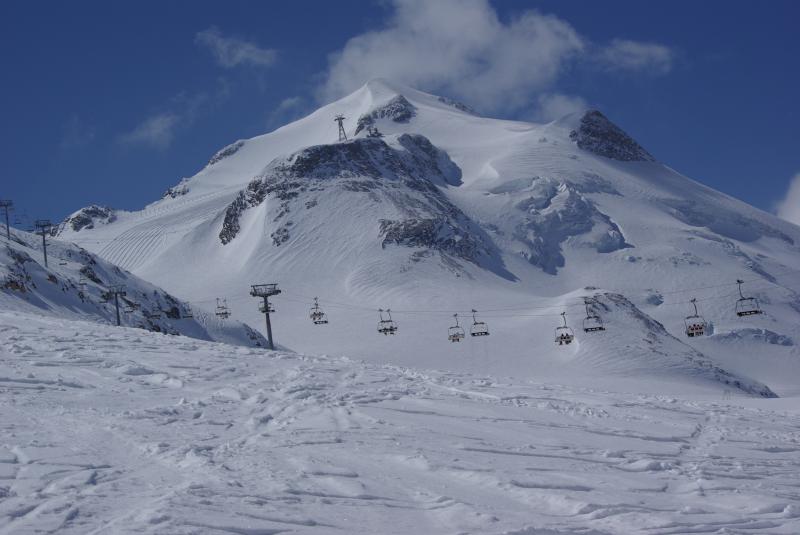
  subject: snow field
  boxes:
[1,312,799,534]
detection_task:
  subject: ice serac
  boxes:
[569,110,655,162]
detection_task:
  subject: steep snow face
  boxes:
[0,230,265,347]
[55,79,800,396]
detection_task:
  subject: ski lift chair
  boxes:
[684,298,707,337]
[735,279,762,317]
[555,312,575,345]
[259,302,276,314]
[309,297,328,324]
[582,297,606,333]
[448,314,465,342]
[469,309,490,337]
[377,308,398,335]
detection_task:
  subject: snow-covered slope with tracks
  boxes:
[1,312,799,534]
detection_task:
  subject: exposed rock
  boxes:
[570,110,655,162]
[355,95,417,136]
[217,134,510,277]
[61,205,116,233]
[163,178,190,199]
[207,140,245,167]
[437,96,477,115]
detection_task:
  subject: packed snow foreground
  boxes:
[1,311,800,534]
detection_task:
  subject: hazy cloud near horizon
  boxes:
[777,173,800,226]
[318,0,674,116]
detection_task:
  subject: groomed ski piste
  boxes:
[1,311,800,534]
[2,79,800,533]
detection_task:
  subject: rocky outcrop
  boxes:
[217,134,510,276]
[61,205,116,233]
[570,110,655,162]
[207,140,245,167]
[355,95,417,136]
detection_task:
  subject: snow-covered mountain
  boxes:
[56,79,800,396]
[1,229,266,347]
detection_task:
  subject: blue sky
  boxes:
[1,0,798,225]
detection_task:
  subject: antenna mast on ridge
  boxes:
[334,114,347,142]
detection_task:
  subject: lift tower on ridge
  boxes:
[334,114,347,142]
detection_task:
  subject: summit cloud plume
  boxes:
[318,0,673,114]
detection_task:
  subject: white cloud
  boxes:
[319,0,584,113]
[118,113,179,150]
[317,0,674,114]
[596,39,674,75]
[534,93,588,122]
[777,173,800,226]
[196,27,277,68]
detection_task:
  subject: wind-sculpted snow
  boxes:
[59,204,116,233]
[597,293,776,397]
[354,94,417,136]
[217,134,510,276]
[513,179,631,274]
[664,199,794,245]
[570,110,655,162]
[0,230,265,347]
[1,312,799,534]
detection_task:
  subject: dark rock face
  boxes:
[62,205,116,233]
[379,217,486,261]
[207,140,245,167]
[354,95,417,136]
[219,180,269,245]
[218,134,511,277]
[437,96,477,115]
[570,110,655,162]
[513,178,631,274]
[163,179,190,199]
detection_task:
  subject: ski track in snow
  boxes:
[1,312,799,534]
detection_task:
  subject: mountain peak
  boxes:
[567,109,655,162]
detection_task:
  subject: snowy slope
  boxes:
[2,311,800,535]
[56,79,800,396]
[1,229,265,347]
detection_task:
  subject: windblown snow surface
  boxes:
[1,311,800,534]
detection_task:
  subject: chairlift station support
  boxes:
[251,283,281,350]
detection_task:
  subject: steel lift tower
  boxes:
[250,283,281,350]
